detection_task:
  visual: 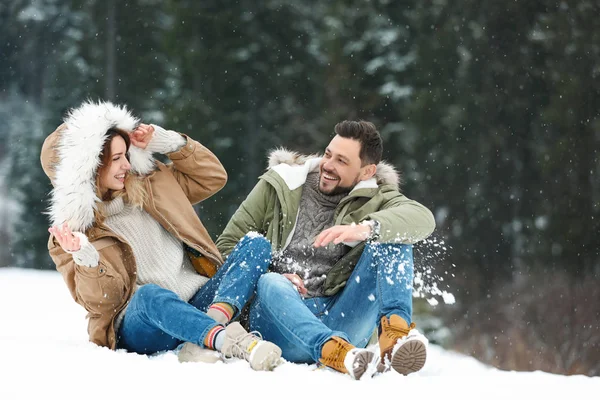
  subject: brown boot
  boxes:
[319,336,376,380]
[379,315,427,375]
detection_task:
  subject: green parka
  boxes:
[216,149,435,296]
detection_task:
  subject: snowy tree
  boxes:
[0,91,51,268]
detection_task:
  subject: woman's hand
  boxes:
[130,123,155,149]
[48,223,81,252]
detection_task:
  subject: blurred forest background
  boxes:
[0,0,598,376]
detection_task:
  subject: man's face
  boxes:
[318,135,372,195]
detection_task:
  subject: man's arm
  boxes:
[314,192,435,247]
[367,193,435,244]
[216,179,272,258]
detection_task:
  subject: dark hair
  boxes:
[96,127,131,200]
[99,127,131,170]
[334,120,382,165]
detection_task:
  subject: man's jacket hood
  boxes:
[266,148,403,192]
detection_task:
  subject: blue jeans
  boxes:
[116,234,271,354]
[249,243,413,363]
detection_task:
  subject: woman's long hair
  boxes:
[93,128,148,225]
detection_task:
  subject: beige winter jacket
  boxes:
[40,101,227,349]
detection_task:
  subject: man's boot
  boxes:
[319,336,377,380]
[378,315,427,375]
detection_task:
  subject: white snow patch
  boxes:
[245,231,264,238]
[442,291,456,305]
[0,268,597,400]
[379,82,413,101]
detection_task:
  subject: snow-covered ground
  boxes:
[0,267,597,400]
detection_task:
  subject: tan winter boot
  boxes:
[378,315,427,375]
[220,322,282,371]
[319,336,377,380]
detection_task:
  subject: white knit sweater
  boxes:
[69,125,209,331]
[101,196,209,302]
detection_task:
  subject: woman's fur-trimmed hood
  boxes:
[40,100,156,232]
[267,148,402,191]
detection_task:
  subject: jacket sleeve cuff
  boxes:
[146,124,187,154]
[342,220,378,247]
[67,232,99,268]
[167,134,196,160]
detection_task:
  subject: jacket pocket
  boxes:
[101,265,127,303]
[75,263,127,315]
[75,264,107,278]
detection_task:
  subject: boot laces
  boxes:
[227,330,263,360]
[384,321,416,339]
[321,340,352,371]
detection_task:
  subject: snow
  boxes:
[0,158,21,235]
[427,297,439,306]
[0,268,597,400]
[378,82,413,101]
[441,291,456,304]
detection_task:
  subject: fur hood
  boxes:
[40,101,156,232]
[267,148,402,191]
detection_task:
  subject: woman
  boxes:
[41,100,280,371]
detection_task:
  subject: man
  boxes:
[217,120,435,379]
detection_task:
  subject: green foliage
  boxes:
[0,92,53,268]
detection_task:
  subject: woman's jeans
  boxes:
[249,243,414,363]
[116,234,271,354]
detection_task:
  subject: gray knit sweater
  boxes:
[271,172,350,297]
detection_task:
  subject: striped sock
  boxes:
[207,302,236,324]
[203,325,225,350]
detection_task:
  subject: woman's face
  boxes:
[99,135,131,193]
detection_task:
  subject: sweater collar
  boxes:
[101,196,126,218]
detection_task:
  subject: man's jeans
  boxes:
[117,234,271,354]
[249,243,413,363]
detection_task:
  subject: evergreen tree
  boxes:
[1,92,52,268]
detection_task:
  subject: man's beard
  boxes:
[318,172,360,196]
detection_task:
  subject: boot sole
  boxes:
[351,350,376,380]
[248,341,282,371]
[390,338,427,375]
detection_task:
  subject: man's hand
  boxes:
[130,123,155,149]
[313,224,371,248]
[49,223,81,252]
[283,273,308,296]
